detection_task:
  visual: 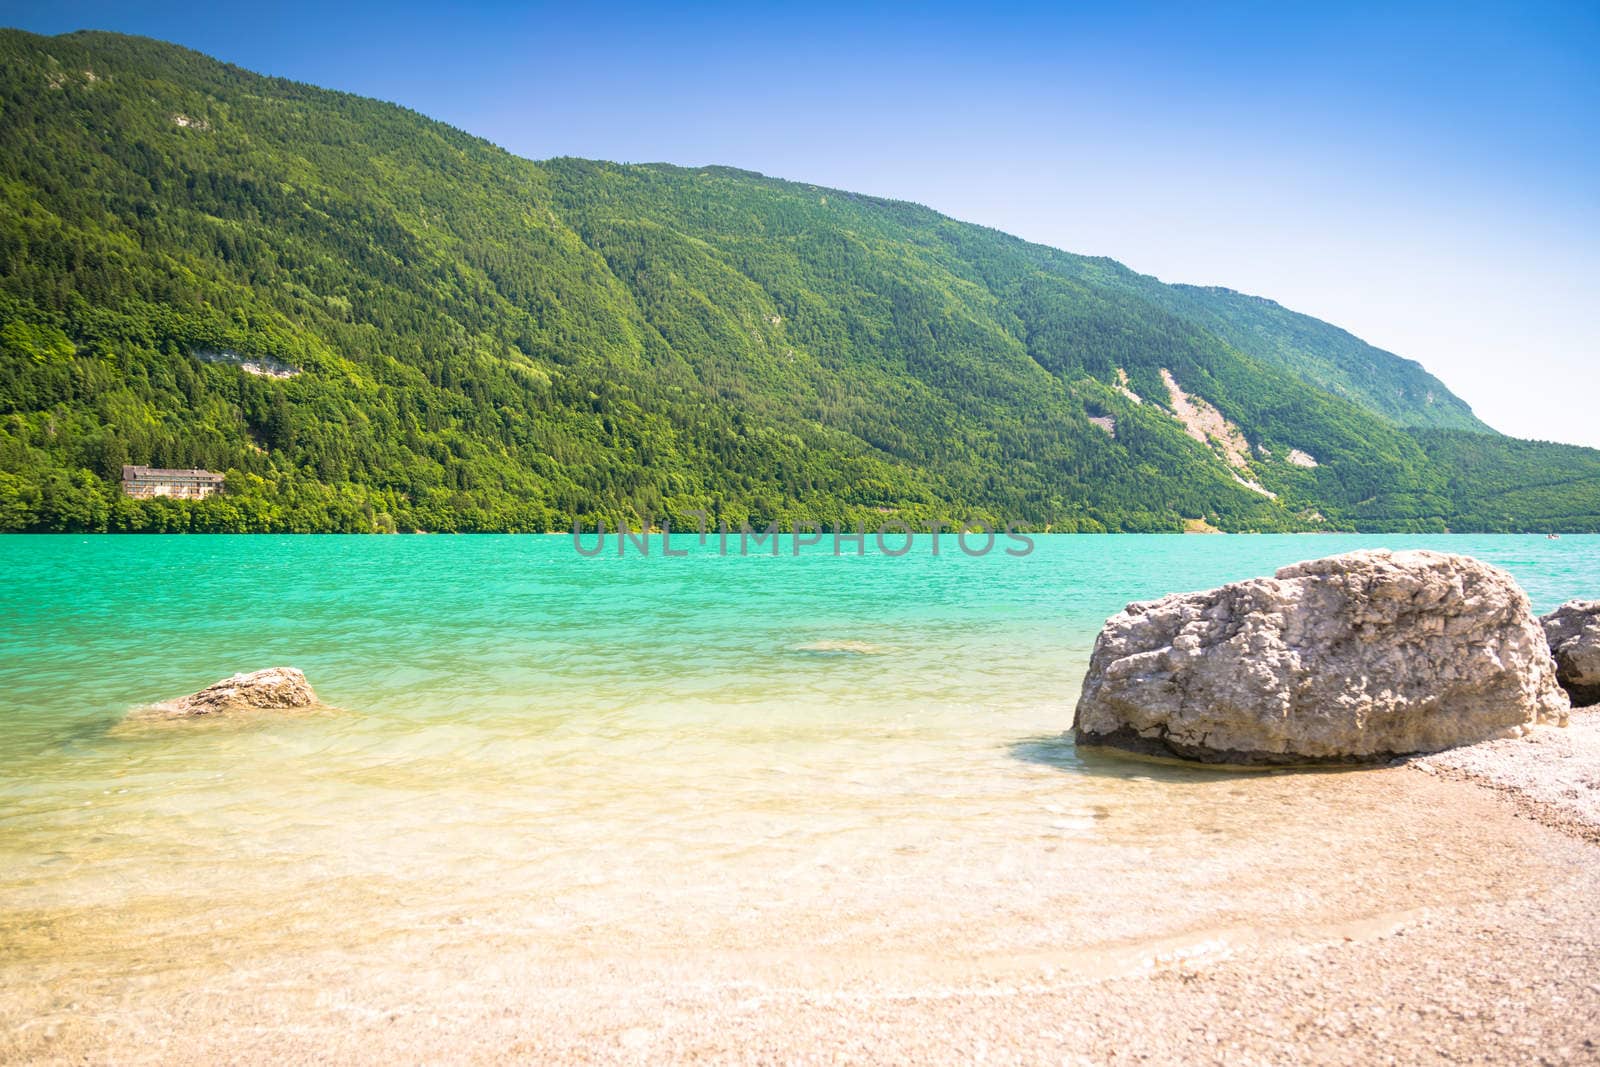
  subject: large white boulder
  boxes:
[1073,549,1569,765]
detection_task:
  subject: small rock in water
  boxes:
[1542,600,1600,707]
[146,667,319,718]
[1073,549,1569,765]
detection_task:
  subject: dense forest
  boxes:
[1,28,1596,534]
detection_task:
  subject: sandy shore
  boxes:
[6,725,1600,1064]
[1415,707,1600,843]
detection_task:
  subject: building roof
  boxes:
[121,465,226,480]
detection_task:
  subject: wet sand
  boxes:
[4,753,1598,1064]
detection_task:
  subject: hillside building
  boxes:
[120,465,226,499]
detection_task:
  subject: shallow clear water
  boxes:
[1,534,1596,1001]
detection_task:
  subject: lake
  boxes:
[1,533,1596,1055]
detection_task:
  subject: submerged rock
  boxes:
[793,639,887,655]
[1073,549,1569,765]
[1542,601,1600,707]
[151,667,318,717]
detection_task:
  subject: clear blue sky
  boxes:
[7,1,1598,445]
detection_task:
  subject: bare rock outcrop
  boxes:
[1542,601,1600,707]
[1073,550,1569,765]
[150,667,318,717]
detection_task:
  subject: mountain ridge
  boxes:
[597,161,1491,435]
[2,28,1595,534]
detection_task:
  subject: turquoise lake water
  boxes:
[2,533,1597,1002]
[3,534,1594,756]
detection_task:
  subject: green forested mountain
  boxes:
[1161,285,1488,432]
[1072,271,1488,432]
[0,28,1592,534]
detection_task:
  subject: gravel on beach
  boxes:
[1415,707,1600,841]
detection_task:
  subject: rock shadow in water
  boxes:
[108,700,344,738]
[1008,734,1288,783]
